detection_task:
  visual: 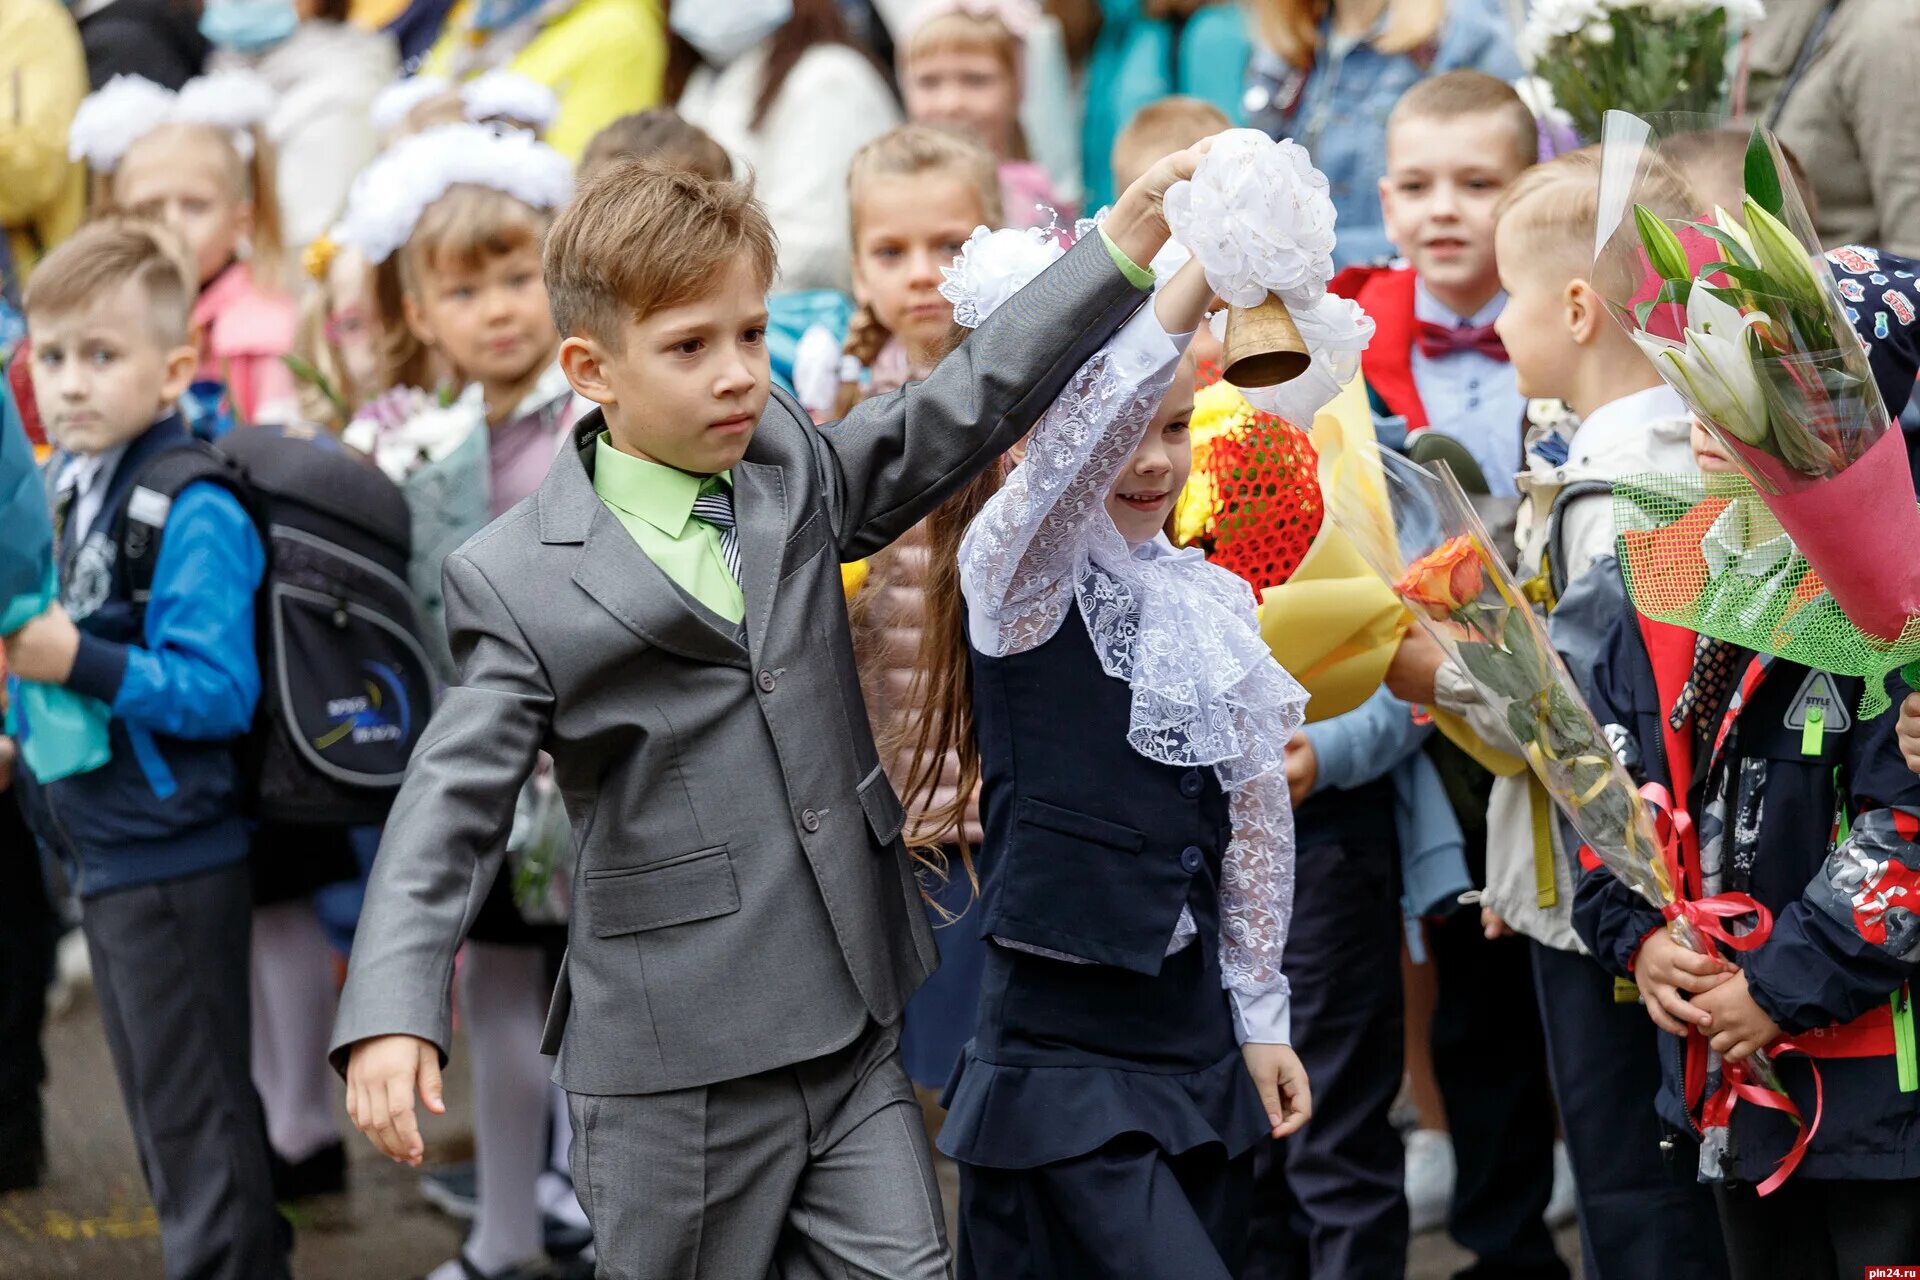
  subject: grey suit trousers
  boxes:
[567,1022,948,1280]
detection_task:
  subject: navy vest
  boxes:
[968,601,1237,1072]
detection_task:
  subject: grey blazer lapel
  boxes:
[540,417,750,669]
[730,460,785,654]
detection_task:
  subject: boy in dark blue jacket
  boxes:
[4,219,289,1280]
[1571,416,1920,1279]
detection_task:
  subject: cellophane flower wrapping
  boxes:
[1,391,110,782]
[343,385,491,678]
[1595,110,1920,686]
[1518,0,1762,143]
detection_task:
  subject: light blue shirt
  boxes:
[1409,282,1527,498]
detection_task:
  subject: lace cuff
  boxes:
[1219,769,1298,1039]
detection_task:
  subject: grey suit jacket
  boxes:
[329,234,1150,1095]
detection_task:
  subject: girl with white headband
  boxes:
[69,70,298,423]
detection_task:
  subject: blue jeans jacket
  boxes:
[1244,2,1523,269]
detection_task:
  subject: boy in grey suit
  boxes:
[332,152,1205,1277]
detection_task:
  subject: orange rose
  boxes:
[1394,535,1486,621]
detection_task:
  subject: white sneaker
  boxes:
[1404,1128,1456,1235]
[1545,1140,1577,1228]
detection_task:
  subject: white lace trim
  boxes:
[959,300,1306,1011]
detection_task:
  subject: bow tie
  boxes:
[1416,319,1508,362]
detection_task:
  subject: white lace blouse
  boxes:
[957,300,1307,1046]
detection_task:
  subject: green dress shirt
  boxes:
[592,434,746,623]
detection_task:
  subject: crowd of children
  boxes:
[3,7,1920,1280]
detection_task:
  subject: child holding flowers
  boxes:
[1385,149,1730,1279]
[1572,420,1920,1279]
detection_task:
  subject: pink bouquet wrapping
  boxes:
[1593,112,1920,712]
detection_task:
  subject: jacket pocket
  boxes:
[780,510,832,581]
[857,764,907,846]
[584,846,739,938]
[985,798,1188,975]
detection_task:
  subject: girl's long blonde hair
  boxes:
[371,184,552,397]
[107,121,288,291]
[1253,0,1445,69]
[837,124,1004,419]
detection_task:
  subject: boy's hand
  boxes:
[345,1034,445,1166]
[1242,1042,1313,1139]
[1385,627,1446,706]
[1897,693,1920,774]
[1105,135,1216,272]
[1633,928,1731,1037]
[4,604,80,685]
[1480,906,1512,940]
[1284,731,1317,806]
[1693,969,1783,1064]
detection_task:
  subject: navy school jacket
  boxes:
[1570,578,1920,1182]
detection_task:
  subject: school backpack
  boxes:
[113,422,436,827]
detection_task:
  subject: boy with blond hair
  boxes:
[1388,151,1730,1279]
[6,219,288,1280]
[332,151,1208,1276]
[1111,95,1230,195]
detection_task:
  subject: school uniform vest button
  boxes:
[800,808,821,833]
[1180,846,1204,873]
[757,669,778,693]
[1180,770,1203,798]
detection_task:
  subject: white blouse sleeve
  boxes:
[1223,768,1296,1045]
[958,301,1186,657]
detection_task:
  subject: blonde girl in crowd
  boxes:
[68,70,298,423]
[330,122,583,1280]
[289,241,380,432]
[900,0,1076,232]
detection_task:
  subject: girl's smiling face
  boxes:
[1106,356,1195,546]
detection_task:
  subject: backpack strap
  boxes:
[1542,480,1615,607]
[114,441,250,607]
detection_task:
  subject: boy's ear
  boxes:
[159,343,199,404]
[1564,278,1606,346]
[559,334,614,406]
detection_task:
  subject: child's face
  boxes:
[851,174,980,367]
[1691,417,1738,473]
[27,279,197,455]
[904,48,1019,160]
[1105,357,1195,545]
[563,256,772,476]
[326,249,379,400]
[116,130,253,287]
[1492,232,1579,401]
[403,240,557,393]
[1379,111,1527,307]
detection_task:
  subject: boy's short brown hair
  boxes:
[1112,96,1231,193]
[544,160,778,346]
[23,217,196,345]
[1388,69,1538,171]
[579,109,733,186]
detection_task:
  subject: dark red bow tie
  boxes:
[1416,319,1508,362]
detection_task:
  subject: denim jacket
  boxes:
[1244,2,1522,269]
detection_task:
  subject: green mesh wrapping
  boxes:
[1613,471,1920,718]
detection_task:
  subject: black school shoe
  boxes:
[270,1140,347,1201]
[0,1125,45,1193]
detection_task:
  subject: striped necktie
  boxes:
[689,481,741,584]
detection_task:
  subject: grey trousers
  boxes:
[567,1021,950,1280]
[83,861,291,1280]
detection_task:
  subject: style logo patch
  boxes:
[1783,669,1851,734]
[63,534,116,623]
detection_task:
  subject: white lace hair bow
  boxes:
[69,70,275,171]
[330,122,574,265]
[461,70,559,131]
[370,74,454,136]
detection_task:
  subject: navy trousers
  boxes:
[1246,784,1407,1280]
[1531,940,1728,1280]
